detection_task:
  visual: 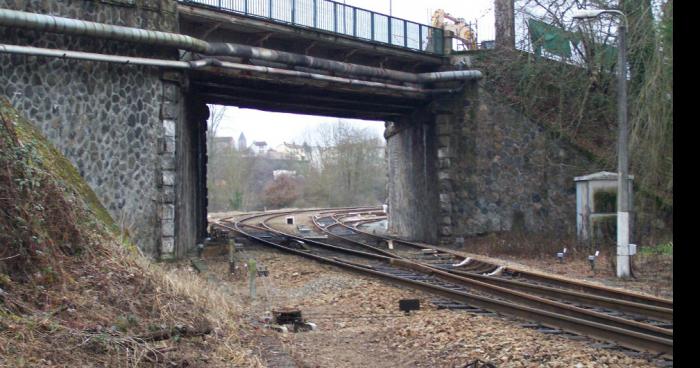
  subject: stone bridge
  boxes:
[0,0,597,259]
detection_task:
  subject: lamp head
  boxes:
[572,9,607,20]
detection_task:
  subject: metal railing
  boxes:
[179,0,444,55]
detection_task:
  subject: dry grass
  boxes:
[460,232,672,298]
[462,231,580,259]
[0,97,263,367]
[0,233,264,367]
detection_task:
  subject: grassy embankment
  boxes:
[0,97,261,367]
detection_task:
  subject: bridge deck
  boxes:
[189,67,429,120]
[178,0,444,56]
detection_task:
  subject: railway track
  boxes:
[209,208,673,358]
[320,213,673,323]
[334,212,673,311]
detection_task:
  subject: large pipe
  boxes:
[0,44,192,69]
[0,8,482,84]
[0,44,430,94]
[0,8,209,52]
[193,58,423,92]
[206,43,482,83]
[206,42,421,83]
[417,70,483,82]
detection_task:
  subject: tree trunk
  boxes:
[495,0,515,49]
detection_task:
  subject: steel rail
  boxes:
[310,217,401,259]
[313,214,674,330]
[229,207,391,262]
[213,213,672,356]
[331,213,673,310]
[446,268,672,322]
[238,211,672,339]
[388,258,672,339]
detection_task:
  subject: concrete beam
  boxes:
[202,92,404,120]
[191,81,421,111]
[188,68,429,100]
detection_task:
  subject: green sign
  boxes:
[528,18,579,58]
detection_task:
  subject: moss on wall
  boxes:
[0,97,119,243]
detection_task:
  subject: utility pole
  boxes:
[615,20,631,278]
[573,9,631,278]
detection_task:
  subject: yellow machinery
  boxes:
[431,9,478,50]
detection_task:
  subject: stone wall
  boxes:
[386,81,599,246]
[172,95,208,259]
[385,111,439,243]
[0,0,181,257]
[443,84,598,244]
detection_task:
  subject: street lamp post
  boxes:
[573,9,631,278]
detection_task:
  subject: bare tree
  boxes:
[206,104,227,153]
[301,120,386,207]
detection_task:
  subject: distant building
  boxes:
[211,136,235,153]
[251,141,268,155]
[273,169,297,179]
[237,132,247,151]
[274,142,310,161]
[265,149,284,160]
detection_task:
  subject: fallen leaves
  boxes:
[205,246,662,368]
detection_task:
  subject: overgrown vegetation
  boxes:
[639,240,672,256]
[0,98,105,279]
[0,98,260,366]
[473,0,672,244]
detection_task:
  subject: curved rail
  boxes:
[210,209,673,356]
[313,214,673,325]
[334,213,673,310]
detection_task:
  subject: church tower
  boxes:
[237,132,247,151]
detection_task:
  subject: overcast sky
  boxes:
[214,0,495,148]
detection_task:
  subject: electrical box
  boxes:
[399,299,420,313]
[629,244,637,255]
[574,171,634,242]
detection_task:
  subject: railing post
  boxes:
[313,0,317,28]
[269,0,272,18]
[370,12,375,41]
[388,16,392,44]
[439,29,446,55]
[419,25,423,51]
[352,7,356,37]
[291,0,296,24]
[404,21,408,47]
[333,2,337,33]
[244,0,248,14]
